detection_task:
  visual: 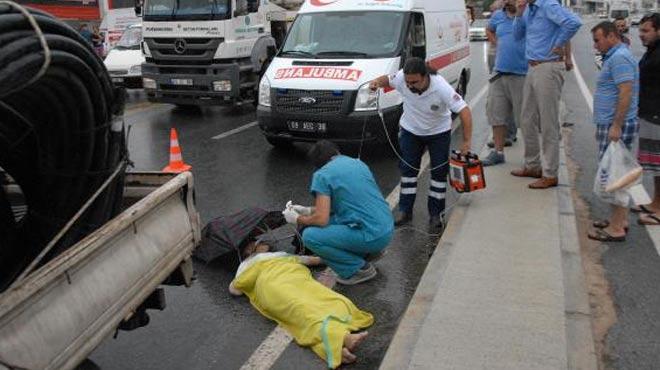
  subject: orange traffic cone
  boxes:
[162,128,192,173]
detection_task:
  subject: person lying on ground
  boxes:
[229,241,372,368]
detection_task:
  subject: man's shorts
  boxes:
[486,74,525,127]
[595,119,639,160]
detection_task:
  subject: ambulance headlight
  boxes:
[259,76,271,107]
[354,83,379,111]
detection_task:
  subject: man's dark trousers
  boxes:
[398,128,451,217]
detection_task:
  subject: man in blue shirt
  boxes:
[588,21,640,243]
[282,141,394,285]
[511,0,581,188]
[482,0,528,166]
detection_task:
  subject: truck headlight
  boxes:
[259,76,271,107]
[213,80,232,92]
[354,83,379,111]
[143,78,156,89]
[129,65,142,75]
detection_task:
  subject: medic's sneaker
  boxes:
[482,151,505,167]
[336,263,377,285]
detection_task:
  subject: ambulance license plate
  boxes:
[170,78,193,86]
[287,120,327,133]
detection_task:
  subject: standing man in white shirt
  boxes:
[369,58,473,230]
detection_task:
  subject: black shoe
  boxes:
[429,215,445,233]
[365,249,387,263]
[394,211,412,226]
[487,139,513,149]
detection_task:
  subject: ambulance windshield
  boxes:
[281,11,407,59]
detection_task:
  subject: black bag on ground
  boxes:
[194,207,303,264]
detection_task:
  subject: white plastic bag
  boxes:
[593,141,648,206]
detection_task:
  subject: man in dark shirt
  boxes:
[637,13,660,225]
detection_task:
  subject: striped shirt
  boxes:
[593,43,639,126]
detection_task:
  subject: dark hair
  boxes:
[591,21,620,39]
[403,57,437,76]
[641,13,660,30]
[308,140,340,169]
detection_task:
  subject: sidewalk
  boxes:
[379,140,597,370]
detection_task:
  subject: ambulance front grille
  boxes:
[273,89,347,114]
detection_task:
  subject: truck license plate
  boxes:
[287,121,327,133]
[170,78,193,86]
[111,77,123,83]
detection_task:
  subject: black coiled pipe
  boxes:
[0,3,127,291]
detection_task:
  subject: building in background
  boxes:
[16,0,102,22]
[15,0,136,24]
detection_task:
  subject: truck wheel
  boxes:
[175,104,199,110]
[265,136,293,149]
[75,359,100,370]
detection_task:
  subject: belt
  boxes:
[528,58,564,67]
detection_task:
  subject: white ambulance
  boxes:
[257,0,471,147]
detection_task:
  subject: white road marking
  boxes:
[212,121,259,140]
[239,327,293,370]
[237,83,491,370]
[571,53,660,252]
[572,56,594,112]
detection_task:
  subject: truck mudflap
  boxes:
[0,172,201,370]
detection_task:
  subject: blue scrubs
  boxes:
[302,155,394,279]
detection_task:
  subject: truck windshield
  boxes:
[114,27,142,50]
[281,11,407,59]
[143,0,230,21]
[611,10,629,18]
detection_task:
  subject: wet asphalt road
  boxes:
[567,19,660,370]
[89,42,492,369]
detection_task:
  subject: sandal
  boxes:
[588,228,626,242]
[638,213,660,226]
[592,220,629,232]
[631,205,654,214]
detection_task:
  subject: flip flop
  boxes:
[592,220,629,232]
[588,228,626,242]
[631,205,653,214]
[638,213,660,226]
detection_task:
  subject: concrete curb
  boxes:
[558,143,599,370]
[379,142,598,370]
[379,192,474,370]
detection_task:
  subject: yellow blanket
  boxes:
[232,255,373,368]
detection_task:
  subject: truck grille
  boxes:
[273,89,348,115]
[145,37,223,65]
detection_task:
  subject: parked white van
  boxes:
[257,0,471,147]
[104,24,145,89]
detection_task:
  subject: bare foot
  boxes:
[341,348,357,364]
[343,331,369,352]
